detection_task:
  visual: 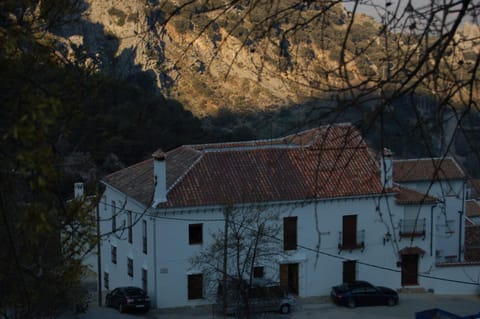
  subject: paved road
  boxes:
[65,293,480,319]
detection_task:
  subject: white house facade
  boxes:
[98,123,477,309]
[393,158,467,263]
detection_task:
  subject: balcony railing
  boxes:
[338,230,365,253]
[445,220,455,234]
[399,218,426,240]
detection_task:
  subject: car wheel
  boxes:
[118,303,125,313]
[347,298,356,308]
[387,297,396,306]
[280,304,290,314]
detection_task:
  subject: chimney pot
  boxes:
[381,148,394,188]
[152,149,167,206]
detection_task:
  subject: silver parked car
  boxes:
[217,278,296,315]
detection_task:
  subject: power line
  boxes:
[99,198,479,287]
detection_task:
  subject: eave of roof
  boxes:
[394,186,438,205]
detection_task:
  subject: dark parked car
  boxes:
[217,278,296,315]
[105,286,150,313]
[331,281,398,308]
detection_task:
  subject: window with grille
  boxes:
[104,271,109,290]
[188,274,203,299]
[111,245,117,264]
[112,200,116,232]
[142,268,147,292]
[142,220,147,254]
[128,211,133,244]
[127,257,133,277]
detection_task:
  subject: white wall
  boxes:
[400,179,466,262]
[152,194,435,308]
[423,264,480,294]
[100,184,469,310]
[99,186,155,305]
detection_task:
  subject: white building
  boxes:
[98,123,474,309]
[393,158,467,263]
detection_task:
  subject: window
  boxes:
[111,245,117,264]
[112,200,116,232]
[128,211,133,244]
[283,217,297,250]
[127,257,133,277]
[339,215,365,251]
[104,271,109,290]
[342,215,357,247]
[189,224,203,245]
[187,274,203,299]
[142,268,147,292]
[103,195,107,211]
[253,266,264,278]
[142,220,147,254]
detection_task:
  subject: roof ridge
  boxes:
[166,152,204,195]
[186,136,288,150]
[104,158,152,179]
[184,123,354,152]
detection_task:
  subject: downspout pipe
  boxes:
[430,203,437,257]
[458,210,463,262]
[153,217,158,308]
[458,180,466,262]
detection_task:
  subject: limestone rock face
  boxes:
[57,1,480,116]
[53,0,352,116]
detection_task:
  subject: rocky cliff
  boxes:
[55,0,479,119]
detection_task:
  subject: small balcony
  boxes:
[338,230,365,253]
[399,218,426,240]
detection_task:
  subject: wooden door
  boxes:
[280,263,299,295]
[401,254,419,286]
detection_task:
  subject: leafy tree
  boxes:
[0,1,97,318]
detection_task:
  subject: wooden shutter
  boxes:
[283,217,297,250]
[342,215,357,247]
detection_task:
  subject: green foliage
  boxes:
[0,2,97,318]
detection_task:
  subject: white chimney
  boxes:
[74,182,84,199]
[152,150,167,207]
[381,148,394,188]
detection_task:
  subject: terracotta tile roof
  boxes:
[393,158,465,182]
[394,186,438,205]
[466,200,480,218]
[103,123,388,208]
[468,179,480,199]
